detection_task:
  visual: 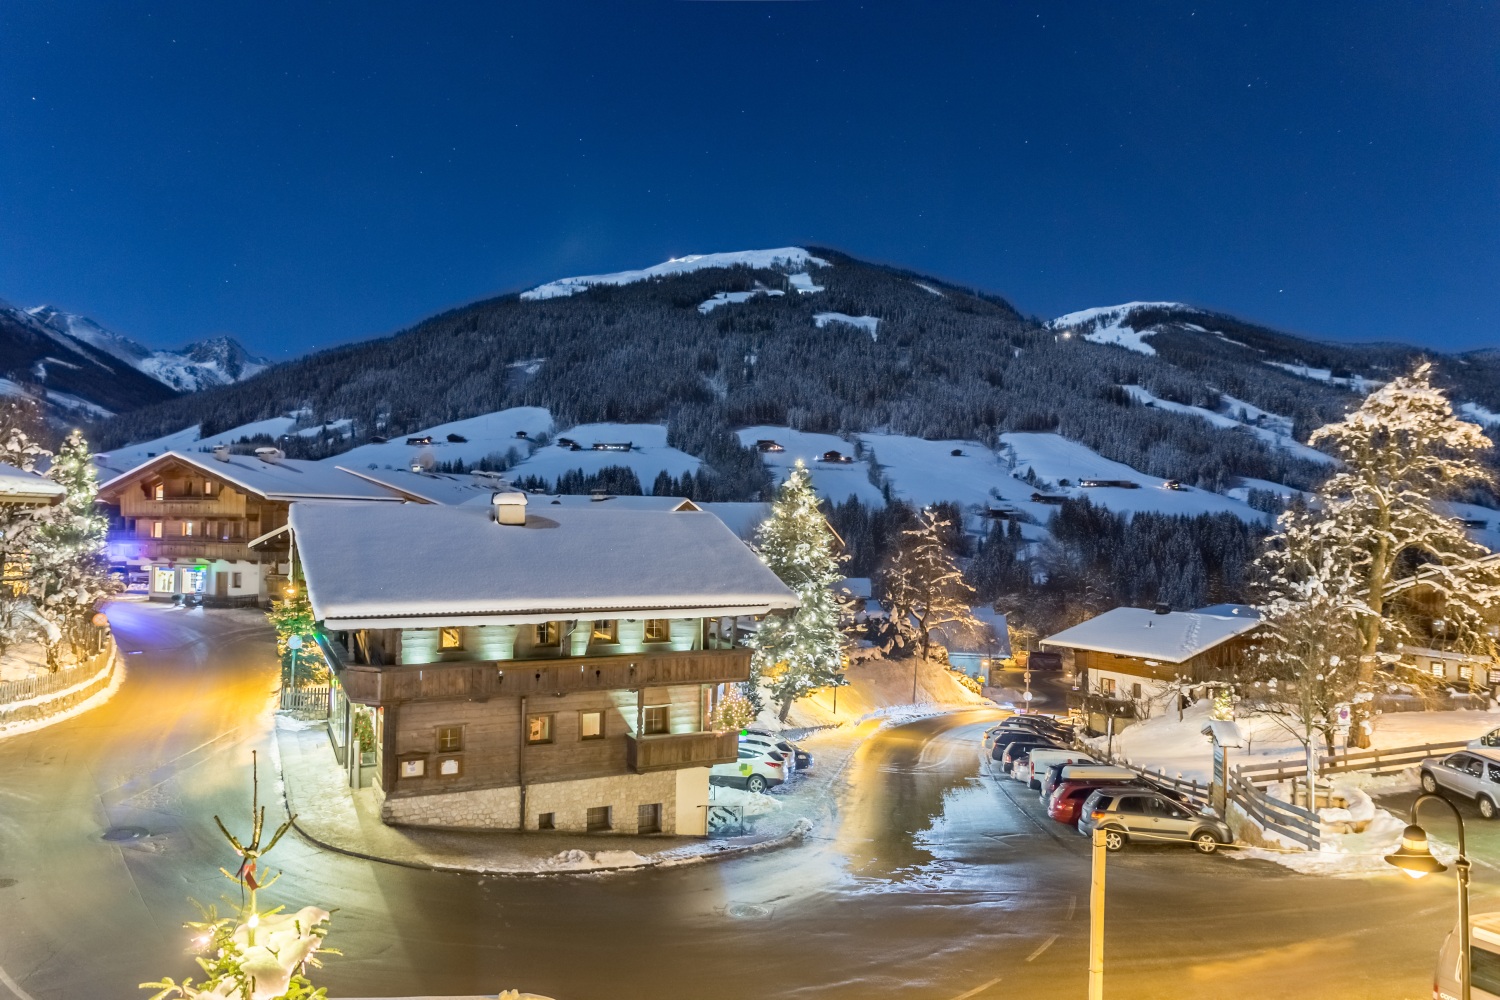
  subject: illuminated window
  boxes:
[436,725,463,752]
[534,622,559,646]
[645,619,670,642]
[642,705,669,735]
[205,481,216,495]
[154,483,165,500]
[153,567,176,592]
[438,627,463,651]
[1099,677,1116,697]
[527,714,554,745]
[1432,662,1446,678]
[181,569,206,593]
[182,521,194,537]
[579,710,604,740]
[592,620,618,643]
[1460,665,1474,681]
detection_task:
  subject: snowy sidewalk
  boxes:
[273,716,823,876]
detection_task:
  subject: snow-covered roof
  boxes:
[931,607,1011,658]
[337,466,502,506]
[697,501,771,541]
[1192,603,1261,620]
[98,451,404,503]
[291,501,799,628]
[464,493,700,512]
[1040,607,1261,663]
[0,464,65,503]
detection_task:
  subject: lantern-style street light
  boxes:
[1385,793,1471,1000]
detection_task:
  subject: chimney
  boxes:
[492,491,528,526]
[212,444,231,462]
[1154,603,1171,615]
[253,446,284,464]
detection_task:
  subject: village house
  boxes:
[291,493,798,836]
[1041,604,1261,732]
[95,447,402,604]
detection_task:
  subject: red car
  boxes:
[1048,779,1146,825]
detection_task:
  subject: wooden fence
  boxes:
[280,684,330,716]
[1228,767,1322,850]
[1234,740,1469,786]
[0,638,115,706]
[1117,761,1210,808]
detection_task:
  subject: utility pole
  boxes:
[1090,826,1106,1000]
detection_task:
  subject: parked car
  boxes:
[1469,727,1500,751]
[1435,912,1500,999]
[1049,779,1153,826]
[1420,750,1500,819]
[1002,740,1064,774]
[1077,787,1232,853]
[740,733,811,772]
[1041,763,1139,801]
[1022,749,1091,790]
[991,733,1057,769]
[983,715,1068,748]
[710,745,787,793]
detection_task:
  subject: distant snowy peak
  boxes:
[25,305,268,393]
[521,247,831,301]
[1046,301,1192,357]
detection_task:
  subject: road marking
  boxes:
[0,961,40,1000]
[1026,934,1059,962]
[947,975,1002,1000]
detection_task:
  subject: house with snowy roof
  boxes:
[0,464,65,506]
[1041,604,1261,731]
[291,493,798,836]
[96,447,404,605]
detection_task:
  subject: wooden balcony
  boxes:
[332,647,752,706]
[107,536,267,562]
[626,730,738,772]
[119,495,247,518]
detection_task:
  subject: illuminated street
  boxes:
[0,603,1483,999]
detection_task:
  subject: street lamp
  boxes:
[1385,793,1471,1000]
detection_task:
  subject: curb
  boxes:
[270,727,810,879]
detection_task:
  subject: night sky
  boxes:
[1,2,1495,358]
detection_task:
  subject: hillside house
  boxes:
[1041,604,1261,732]
[820,450,853,464]
[755,439,785,453]
[0,465,65,507]
[96,449,402,604]
[292,494,798,836]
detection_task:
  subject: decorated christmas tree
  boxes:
[751,461,847,721]
[33,429,113,661]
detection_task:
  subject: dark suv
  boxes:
[1077,787,1232,853]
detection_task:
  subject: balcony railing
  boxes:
[119,495,247,518]
[332,647,752,705]
[107,537,267,562]
[626,730,738,772]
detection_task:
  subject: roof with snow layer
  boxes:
[1040,606,1261,663]
[291,500,799,628]
[98,450,403,503]
[0,463,65,503]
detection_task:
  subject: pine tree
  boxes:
[1258,363,1500,747]
[750,461,846,721]
[880,507,979,661]
[32,430,113,662]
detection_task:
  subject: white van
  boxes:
[1021,749,1093,790]
[1435,912,1500,999]
[1042,763,1139,801]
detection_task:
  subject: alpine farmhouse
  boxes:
[292,493,798,836]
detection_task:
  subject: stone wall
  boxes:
[382,783,521,829]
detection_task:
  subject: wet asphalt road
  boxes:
[0,603,1487,999]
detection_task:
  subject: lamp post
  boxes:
[1385,792,1471,1000]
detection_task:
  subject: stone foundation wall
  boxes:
[0,640,118,727]
[381,767,712,835]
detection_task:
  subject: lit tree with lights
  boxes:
[1257,363,1500,747]
[751,461,847,722]
[32,429,113,662]
[880,507,979,663]
[0,403,51,657]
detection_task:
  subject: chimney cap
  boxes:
[492,491,527,506]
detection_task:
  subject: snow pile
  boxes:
[522,248,830,300]
[1232,787,1428,877]
[506,422,701,486]
[1046,302,1189,356]
[535,849,651,872]
[814,313,880,341]
[708,785,784,818]
[698,288,785,313]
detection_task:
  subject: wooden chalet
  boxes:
[292,494,797,836]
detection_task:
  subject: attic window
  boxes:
[205,481,216,495]
[154,484,165,501]
[438,627,463,651]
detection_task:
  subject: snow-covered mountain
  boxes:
[26,306,268,392]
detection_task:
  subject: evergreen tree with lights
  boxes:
[32,429,113,663]
[880,507,979,662]
[750,461,847,721]
[0,402,51,657]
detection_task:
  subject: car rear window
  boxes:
[1473,945,1500,994]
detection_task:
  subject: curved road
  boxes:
[0,603,1483,999]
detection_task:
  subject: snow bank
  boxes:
[534,849,651,872]
[775,655,990,730]
[708,785,784,818]
[522,248,829,300]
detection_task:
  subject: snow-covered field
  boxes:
[505,423,700,485]
[330,407,554,469]
[100,417,301,470]
[1122,385,1334,466]
[1100,699,1500,784]
[1264,361,1382,392]
[698,287,784,313]
[813,313,880,341]
[734,426,885,505]
[521,247,829,301]
[1047,302,1188,356]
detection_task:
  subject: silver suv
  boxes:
[1077,787,1232,853]
[1420,751,1500,819]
